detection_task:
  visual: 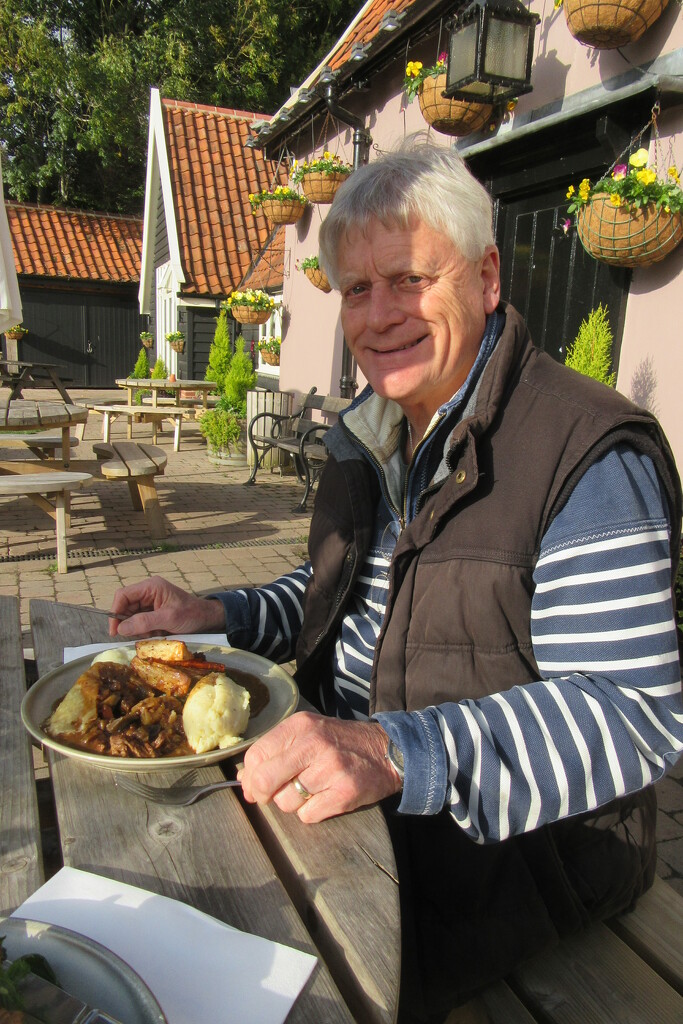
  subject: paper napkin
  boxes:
[13,867,316,1024]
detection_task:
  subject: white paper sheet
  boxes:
[63,634,230,664]
[13,867,316,1024]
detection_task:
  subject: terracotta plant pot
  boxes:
[564,0,669,48]
[260,350,280,366]
[576,194,683,267]
[230,305,272,325]
[304,266,332,293]
[418,75,493,137]
[300,171,349,204]
[259,198,307,225]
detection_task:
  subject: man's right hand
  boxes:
[108,575,226,638]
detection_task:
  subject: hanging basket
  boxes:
[576,195,683,267]
[564,0,669,49]
[300,171,348,204]
[230,305,272,325]
[260,350,280,366]
[140,336,154,348]
[4,330,25,342]
[418,75,493,137]
[259,198,307,225]
[304,266,332,293]
[170,340,185,354]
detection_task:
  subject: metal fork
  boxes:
[114,772,241,805]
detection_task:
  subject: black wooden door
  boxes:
[495,183,630,369]
[16,285,143,387]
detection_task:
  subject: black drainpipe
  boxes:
[320,81,372,399]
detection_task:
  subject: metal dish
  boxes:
[0,916,167,1022]
[21,643,299,773]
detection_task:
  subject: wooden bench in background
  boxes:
[246,387,351,511]
[0,467,92,572]
[93,440,167,540]
[90,404,185,451]
[0,430,79,467]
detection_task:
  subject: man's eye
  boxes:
[345,284,367,297]
[405,274,424,285]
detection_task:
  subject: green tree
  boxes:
[222,336,255,417]
[205,309,232,392]
[0,0,361,212]
[565,304,616,388]
[129,347,150,379]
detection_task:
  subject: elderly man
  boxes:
[111,141,682,1019]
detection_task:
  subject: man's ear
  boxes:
[481,246,501,315]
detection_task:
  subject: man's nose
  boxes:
[366,283,404,331]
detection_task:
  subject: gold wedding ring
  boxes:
[293,777,313,800]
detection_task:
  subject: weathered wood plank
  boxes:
[0,596,44,915]
[608,876,683,995]
[509,919,683,1023]
[29,601,379,1023]
[93,441,167,477]
[445,981,537,1024]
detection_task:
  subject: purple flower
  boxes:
[612,164,627,180]
[561,218,571,234]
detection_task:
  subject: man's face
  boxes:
[338,218,500,432]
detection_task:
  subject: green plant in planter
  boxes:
[205,309,232,392]
[129,348,150,380]
[257,335,281,358]
[5,323,28,336]
[565,304,616,387]
[222,336,256,417]
[199,395,243,453]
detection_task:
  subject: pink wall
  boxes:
[279,3,683,468]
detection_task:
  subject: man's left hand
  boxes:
[238,711,402,823]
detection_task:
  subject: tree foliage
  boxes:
[565,304,616,388]
[0,0,361,212]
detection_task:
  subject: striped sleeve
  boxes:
[375,446,683,842]
[212,563,312,663]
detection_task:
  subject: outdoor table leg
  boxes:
[60,426,71,468]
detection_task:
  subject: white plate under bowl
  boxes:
[0,916,167,1022]
[21,643,299,773]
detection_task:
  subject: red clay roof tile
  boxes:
[161,98,287,298]
[6,203,142,283]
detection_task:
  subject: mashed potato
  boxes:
[182,672,250,753]
[92,646,135,666]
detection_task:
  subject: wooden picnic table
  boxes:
[115,377,216,409]
[4,597,682,1023]
[0,359,74,402]
[0,397,87,467]
[4,599,402,1024]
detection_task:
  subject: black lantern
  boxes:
[444,0,540,105]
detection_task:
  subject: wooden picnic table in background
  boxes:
[7,600,402,1024]
[115,377,217,409]
[0,359,74,402]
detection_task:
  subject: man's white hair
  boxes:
[318,135,495,288]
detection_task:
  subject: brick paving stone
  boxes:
[657,837,683,875]
[655,776,683,814]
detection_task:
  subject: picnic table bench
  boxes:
[0,430,79,465]
[246,387,352,511]
[92,403,185,451]
[0,466,91,572]
[93,440,167,540]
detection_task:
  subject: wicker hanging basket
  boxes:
[576,195,683,267]
[564,0,669,48]
[4,330,25,341]
[230,305,272,325]
[170,340,185,353]
[300,171,349,204]
[304,266,332,293]
[260,350,281,366]
[259,198,307,225]
[418,74,493,137]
